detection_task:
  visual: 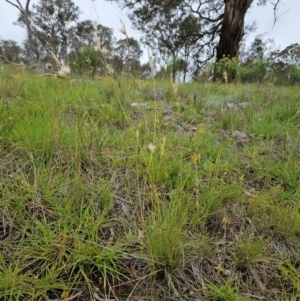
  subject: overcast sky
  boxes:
[0,0,299,59]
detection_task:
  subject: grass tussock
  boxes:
[1,64,300,300]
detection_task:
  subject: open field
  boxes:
[1,66,300,300]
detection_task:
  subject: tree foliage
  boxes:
[119,0,223,76]
[72,21,115,54]
[155,57,188,81]
[0,39,23,63]
[6,0,145,76]
[5,0,32,59]
[69,22,116,77]
[105,0,282,77]
[12,0,81,64]
[30,0,80,60]
[239,34,278,63]
[111,37,142,74]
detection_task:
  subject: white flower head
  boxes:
[92,32,102,52]
[57,65,71,78]
[61,65,70,74]
[148,142,156,153]
[100,47,108,54]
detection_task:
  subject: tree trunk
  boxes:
[5,0,33,62]
[24,1,32,50]
[216,0,253,62]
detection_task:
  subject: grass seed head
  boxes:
[148,142,156,153]
[223,69,228,83]
[93,32,102,52]
[119,18,129,42]
[148,49,154,72]
[57,65,70,78]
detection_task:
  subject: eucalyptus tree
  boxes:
[0,39,23,63]
[72,21,115,53]
[112,37,142,74]
[74,19,95,48]
[238,33,279,65]
[4,0,32,61]
[29,0,80,60]
[104,0,283,75]
[9,0,81,64]
[70,21,116,76]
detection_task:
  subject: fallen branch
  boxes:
[0,55,26,67]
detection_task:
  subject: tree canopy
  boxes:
[3,0,285,80]
[21,0,80,60]
[104,0,282,77]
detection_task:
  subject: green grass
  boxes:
[1,65,300,300]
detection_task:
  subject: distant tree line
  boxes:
[2,0,300,84]
[3,0,151,78]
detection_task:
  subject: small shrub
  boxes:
[215,56,239,82]
[288,64,300,85]
[70,46,102,77]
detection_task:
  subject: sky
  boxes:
[0,0,299,61]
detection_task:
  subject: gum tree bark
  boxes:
[216,0,253,61]
[5,0,32,59]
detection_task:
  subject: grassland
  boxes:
[1,65,300,300]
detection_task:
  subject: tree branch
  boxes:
[16,0,25,11]
[5,0,33,63]
[5,0,23,13]
[270,0,287,28]
[0,54,25,67]
[271,0,280,25]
